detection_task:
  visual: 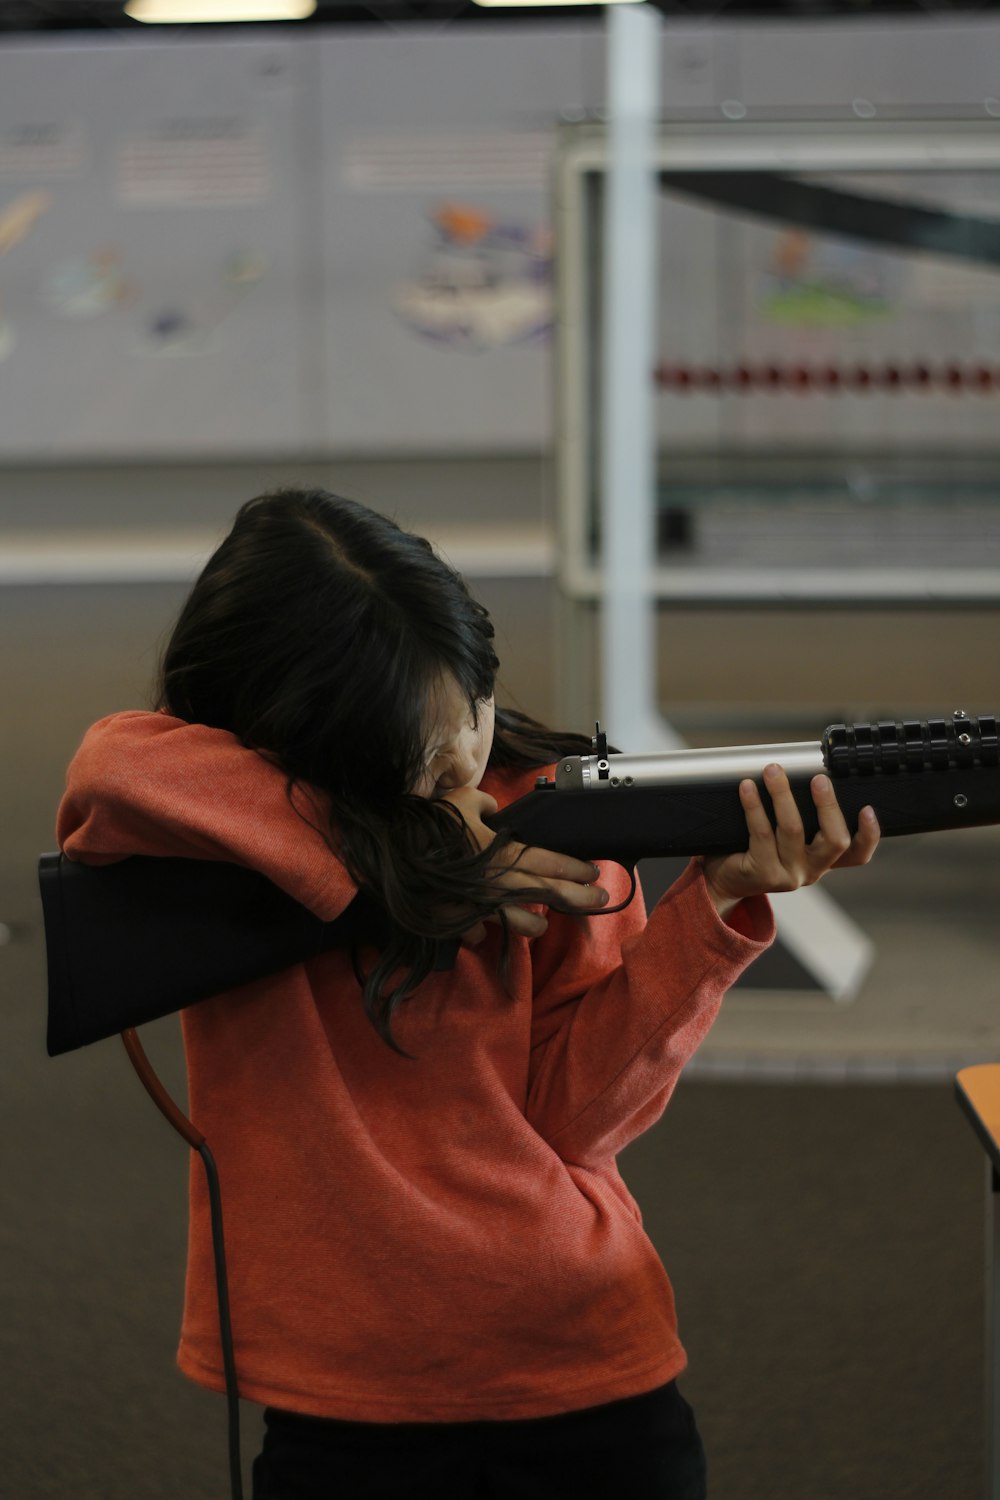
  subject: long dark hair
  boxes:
[156,488,591,1047]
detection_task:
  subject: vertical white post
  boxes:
[598,10,871,1001]
[601,4,677,751]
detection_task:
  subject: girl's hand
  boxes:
[438,785,610,943]
[702,764,880,919]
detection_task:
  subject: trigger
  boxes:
[590,862,637,916]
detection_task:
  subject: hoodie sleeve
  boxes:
[56,710,356,921]
[525,858,774,1168]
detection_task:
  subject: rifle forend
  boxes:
[486,711,1000,868]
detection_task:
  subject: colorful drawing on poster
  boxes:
[45,248,134,319]
[139,248,268,356]
[144,304,200,355]
[391,203,553,352]
[224,248,268,291]
[0,190,51,255]
[0,191,54,362]
[760,229,894,325]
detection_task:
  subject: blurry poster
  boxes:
[4,23,999,459]
[0,29,599,458]
[318,31,596,453]
[655,165,1000,451]
[0,37,311,458]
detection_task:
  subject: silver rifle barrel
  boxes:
[554,740,827,790]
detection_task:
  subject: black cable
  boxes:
[115,1032,244,1499]
[196,1141,244,1500]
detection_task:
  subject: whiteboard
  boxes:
[0,36,313,457]
[1,21,998,459]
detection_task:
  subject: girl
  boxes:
[57,489,879,1499]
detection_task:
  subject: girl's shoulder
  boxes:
[71,707,218,758]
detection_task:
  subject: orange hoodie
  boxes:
[58,711,774,1423]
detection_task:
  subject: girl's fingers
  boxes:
[459,921,488,948]
[501,843,600,887]
[762,763,808,846]
[440,787,609,918]
[459,907,549,945]
[808,775,881,870]
[708,766,880,907]
[502,906,549,938]
[745,767,854,882]
[493,865,609,912]
[738,774,776,839]
[742,767,807,869]
[831,804,881,867]
[493,844,609,911]
[437,786,498,829]
[806,773,854,862]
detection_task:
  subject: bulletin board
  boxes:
[0,29,613,459]
[4,21,1000,461]
[0,37,313,457]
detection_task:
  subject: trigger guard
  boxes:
[587,862,637,916]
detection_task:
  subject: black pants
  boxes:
[252,1380,707,1499]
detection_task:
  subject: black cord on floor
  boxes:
[197,1140,244,1500]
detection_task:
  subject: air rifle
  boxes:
[41,711,1000,1055]
[490,709,1000,900]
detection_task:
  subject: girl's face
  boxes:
[414,674,495,798]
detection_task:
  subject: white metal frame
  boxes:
[558,52,1000,1001]
[555,114,1000,607]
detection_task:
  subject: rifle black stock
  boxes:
[41,711,1000,1053]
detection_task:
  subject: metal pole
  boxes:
[597,14,872,999]
[601,3,676,751]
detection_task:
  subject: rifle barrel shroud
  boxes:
[491,711,1000,865]
[40,713,1000,1054]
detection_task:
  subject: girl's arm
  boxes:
[519,765,878,1167]
[525,859,773,1167]
[57,711,356,921]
